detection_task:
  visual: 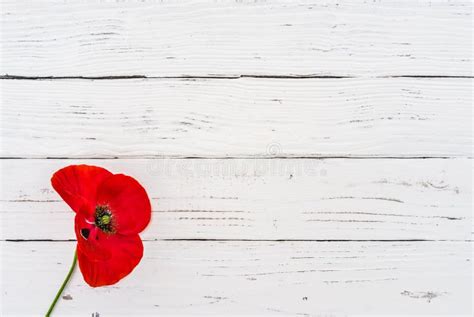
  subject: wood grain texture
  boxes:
[1,241,471,315]
[1,158,471,240]
[1,1,472,315]
[1,77,472,158]
[1,0,472,77]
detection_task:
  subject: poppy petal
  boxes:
[76,234,144,287]
[96,174,151,235]
[51,165,112,218]
[74,214,112,261]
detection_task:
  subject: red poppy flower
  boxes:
[51,165,151,287]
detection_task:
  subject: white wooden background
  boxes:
[0,0,472,316]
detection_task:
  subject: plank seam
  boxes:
[1,74,473,80]
[3,239,473,242]
[1,156,471,160]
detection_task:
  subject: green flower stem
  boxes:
[46,251,77,317]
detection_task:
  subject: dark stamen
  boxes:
[95,205,115,234]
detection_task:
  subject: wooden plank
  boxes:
[1,241,471,315]
[1,0,471,77]
[0,158,471,240]
[1,78,471,158]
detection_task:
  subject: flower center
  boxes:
[94,205,115,234]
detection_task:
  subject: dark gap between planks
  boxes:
[1,74,473,80]
[0,156,468,160]
[3,239,473,243]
